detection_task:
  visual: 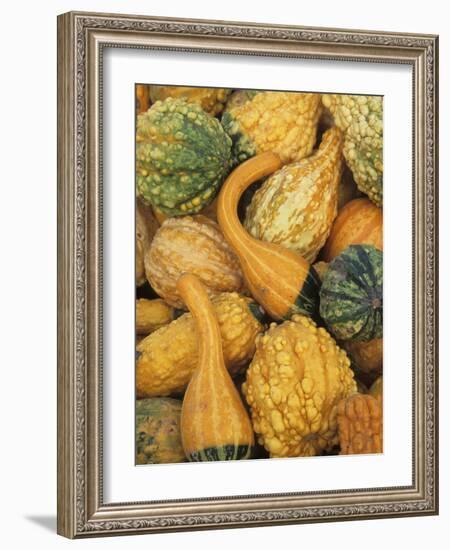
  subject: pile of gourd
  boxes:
[135,85,383,465]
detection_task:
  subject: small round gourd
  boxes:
[136,98,232,216]
[144,215,244,308]
[320,244,383,342]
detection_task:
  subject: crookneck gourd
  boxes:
[243,315,357,458]
[136,397,186,464]
[322,94,383,207]
[322,197,383,262]
[320,244,383,342]
[244,127,344,263]
[136,291,265,397]
[136,97,232,216]
[177,274,254,461]
[222,90,322,165]
[217,152,320,321]
[337,393,383,454]
[136,298,177,335]
[149,86,231,116]
[145,215,244,309]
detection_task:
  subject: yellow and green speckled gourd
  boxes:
[217,152,321,321]
[177,274,254,461]
[136,97,232,216]
[244,127,344,263]
[149,86,231,117]
[322,94,383,207]
[222,90,322,166]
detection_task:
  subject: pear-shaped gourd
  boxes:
[217,153,320,321]
[177,273,254,461]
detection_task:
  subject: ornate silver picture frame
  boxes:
[57,11,438,538]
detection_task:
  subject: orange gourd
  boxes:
[337,393,383,454]
[217,153,320,321]
[177,274,254,461]
[322,197,383,262]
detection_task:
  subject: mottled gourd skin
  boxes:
[136,200,159,287]
[149,86,232,116]
[320,244,383,342]
[337,393,383,454]
[136,398,186,464]
[222,91,322,165]
[145,215,244,308]
[136,98,232,216]
[244,127,343,263]
[243,315,357,458]
[322,94,383,207]
[343,338,383,375]
[136,292,265,397]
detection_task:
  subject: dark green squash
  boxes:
[319,244,383,342]
[136,97,232,216]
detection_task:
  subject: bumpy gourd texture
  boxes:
[149,86,231,116]
[243,315,357,458]
[322,94,383,207]
[244,127,343,263]
[136,398,186,464]
[145,215,244,308]
[337,393,382,454]
[320,244,383,342]
[222,91,322,165]
[136,98,232,216]
[136,292,264,397]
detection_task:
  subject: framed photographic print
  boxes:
[57,11,439,538]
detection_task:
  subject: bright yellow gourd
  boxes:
[217,153,320,321]
[136,299,176,335]
[136,292,264,397]
[243,315,357,457]
[177,274,254,461]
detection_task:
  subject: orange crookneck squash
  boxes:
[177,273,254,461]
[217,152,321,321]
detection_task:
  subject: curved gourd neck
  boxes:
[217,152,282,255]
[177,273,223,367]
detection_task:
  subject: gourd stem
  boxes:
[177,273,224,368]
[217,152,282,254]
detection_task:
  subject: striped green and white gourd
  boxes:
[319,244,383,342]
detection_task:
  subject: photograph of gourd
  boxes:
[135,85,383,465]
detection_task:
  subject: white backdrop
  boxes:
[0,0,446,548]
